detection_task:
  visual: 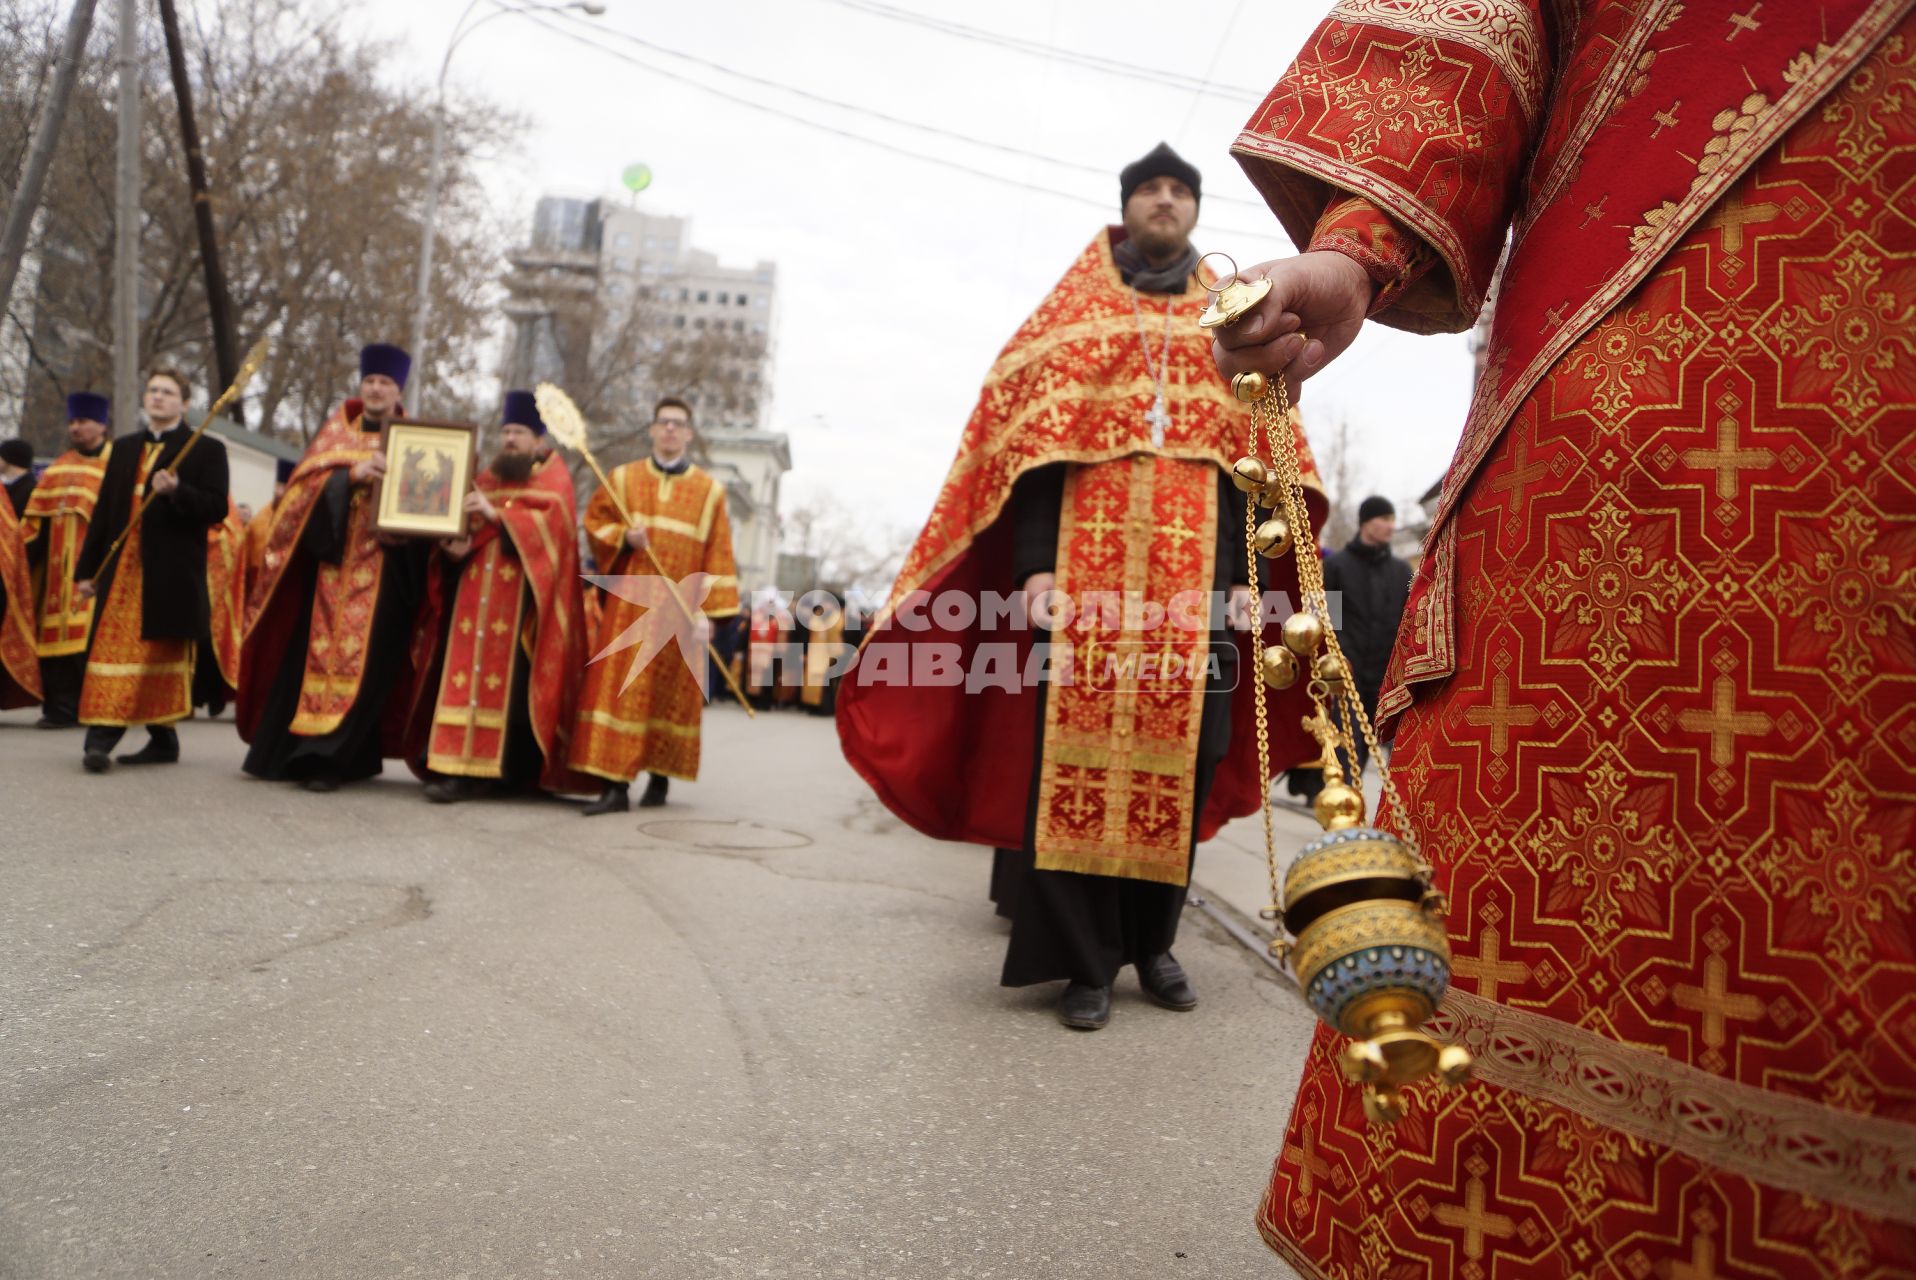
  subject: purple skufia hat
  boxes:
[66,391,110,425]
[501,389,546,435]
[358,342,412,389]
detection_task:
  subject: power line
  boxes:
[544,10,1266,210]
[815,0,1265,101]
[514,7,1288,244]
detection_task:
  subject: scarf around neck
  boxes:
[1113,236,1199,294]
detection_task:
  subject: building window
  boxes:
[694,318,706,330]
[717,291,729,305]
[607,282,626,297]
[674,315,686,328]
[736,293,748,306]
[733,319,744,333]
[611,256,629,271]
[679,287,689,301]
[697,290,709,303]
[614,232,631,248]
[754,296,768,307]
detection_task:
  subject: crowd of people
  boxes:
[0,348,748,817]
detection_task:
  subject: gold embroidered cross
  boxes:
[1665,1229,1721,1280]
[1710,192,1782,254]
[1078,503,1122,546]
[1726,2,1762,40]
[1676,675,1772,766]
[1464,672,1541,757]
[1434,1174,1516,1260]
[1154,515,1199,551]
[1279,1127,1331,1196]
[1681,417,1776,500]
[1450,924,1529,1003]
[1672,951,1763,1047]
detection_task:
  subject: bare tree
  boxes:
[0,0,520,449]
[1307,413,1370,551]
[781,496,911,600]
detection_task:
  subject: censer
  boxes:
[1201,259,1471,1124]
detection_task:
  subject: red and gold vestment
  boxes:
[837,229,1327,881]
[22,445,109,659]
[205,502,246,696]
[0,488,40,707]
[567,458,740,784]
[1235,1,1916,1272]
[239,400,412,746]
[414,457,591,791]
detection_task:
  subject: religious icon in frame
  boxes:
[374,419,477,538]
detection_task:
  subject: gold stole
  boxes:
[290,470,386,736]
[427,534,528,776]
[1034,453,1218,886]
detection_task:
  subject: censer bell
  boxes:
[1221,261,1470,1125]
[1277,823,1472,1124]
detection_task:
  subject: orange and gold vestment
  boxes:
[1235,1,1916,1274]
[0,487,40,707]
[78,442,190,727]
[204,502,246,696]
[415,457,590,791]
[240,401,411,746]
[568,458,740,784]
[21,445,109,659]
[837,229,1328,881]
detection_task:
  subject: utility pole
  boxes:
[112,0,141,431]
[156,0,241,421]
[0,0,100,338]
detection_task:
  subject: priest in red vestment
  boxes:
[21,392,111,725]
[409,391,590,801]
[838,145,1326,1031]
[0,466,39,710]
[1214,2,1916,1273]
[239,343,431,791]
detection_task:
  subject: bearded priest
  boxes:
[567,395,741,815]
[239,343,431,791]
[837,144,1326,1031]
[410,391,591,802]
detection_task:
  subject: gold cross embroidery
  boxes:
[1681,417,1775,500]
[1434,1174,1517,1260]
[1673,951,1763,1047]
[1464,673,1541,757]
[1449,924,1529,1003]
[1676,675,1772,766]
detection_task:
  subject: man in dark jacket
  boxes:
[1321,494,1412,775]
[73,366,229,772]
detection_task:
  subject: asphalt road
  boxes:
[1,705,1311,1279]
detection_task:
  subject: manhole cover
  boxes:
[639,819,812,851]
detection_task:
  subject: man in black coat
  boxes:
[73,366,229,772]
[1321,494,1412,776]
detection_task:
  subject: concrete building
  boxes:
[502,197,790,595]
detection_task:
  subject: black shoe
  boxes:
[36,716,77,730]
[116,741,181,766]
[301,776,340,793]
[424,777,476,804]
[82,749,112,774]
[637,774,670,808]
[581,784,629,816]
[1058,982,1112,1030]
[1138,952,1198,1011]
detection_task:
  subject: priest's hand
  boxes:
[624,525,650,552]
[150,468,179,496]
[443,535,473,561]
[463,489,498,523]
[76,579,95,600]
[1211,251,1371,397]
[350,451,388,485]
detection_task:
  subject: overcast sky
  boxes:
[346,0,1475,545]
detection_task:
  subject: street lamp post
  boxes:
[409,0,604,412]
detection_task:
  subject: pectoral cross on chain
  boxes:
[1145,393,1170,447]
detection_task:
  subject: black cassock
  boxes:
[242,460,429,784]
[990,463,1246,989]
